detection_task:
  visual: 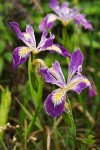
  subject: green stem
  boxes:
[62,27,68,49]
[28,55,37,106]
[25,55,43,138]
[26,108,39,136]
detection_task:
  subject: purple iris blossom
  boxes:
[39,0,93,31]
[40,49,96,117]
[10,22,71,69]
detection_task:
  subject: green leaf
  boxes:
[0,87,11,139]
[62,112,72,127]
[36,77,43,108]
[82,135,95,145]
[30,70,38,92]
[62,97,76,138]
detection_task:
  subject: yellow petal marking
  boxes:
[19,47,30,58]
[52,89,66,106]
[82,78,90,85]
[24,33,30,38]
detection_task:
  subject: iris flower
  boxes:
[40,49,96,117]
[10,22,71,69]
[39,0,93,32]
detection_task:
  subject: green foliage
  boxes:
[0,87,11,139]
[82,135,95,145]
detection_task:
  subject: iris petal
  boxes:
[68,49,83,81]
[49,0,61,16]
[12,46,31,69]
[74,14,93,31]
[45,44,71,58]
[10,22,24,40]
[40,61,66,87]
[44,89,66,117]
[39,14,57,32]
[25,25,36,47]
[10,22,36,48]
[37,31,54,50]
[66,74,96,98]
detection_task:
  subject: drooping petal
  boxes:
[12,46,31,69]
[37,31,54,50]
[39,14,57,32]
[74,14,93,31]
[44,89,66,117]
[40,61,66,87]
[10,22,24,40]
[89,85,96,98]
[66,74,96,98]
[10,22,36,49]
[68,49,83,82]
[49,0,61,16]
[45,44,71,58]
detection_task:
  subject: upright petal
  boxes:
[61,2,69,9]
[74,14,93,31]
[68,49,83,82]
[25,25,36,47]
[66,74,96,98]
[40,67,57,85]
[44,89,66,117]
[39,30,48,44]
[49,0,61,16]
[45,44,71,58]
[61,2,70,16]
[39,14,57,32]
[40,61,66,87]
[12,46,31,69]
[51,61,66,85]
[37,31,54,50]
[10,22,24,40]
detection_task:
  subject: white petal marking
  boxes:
[46,45,62,53]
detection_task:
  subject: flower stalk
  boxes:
[26,56,43,137]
